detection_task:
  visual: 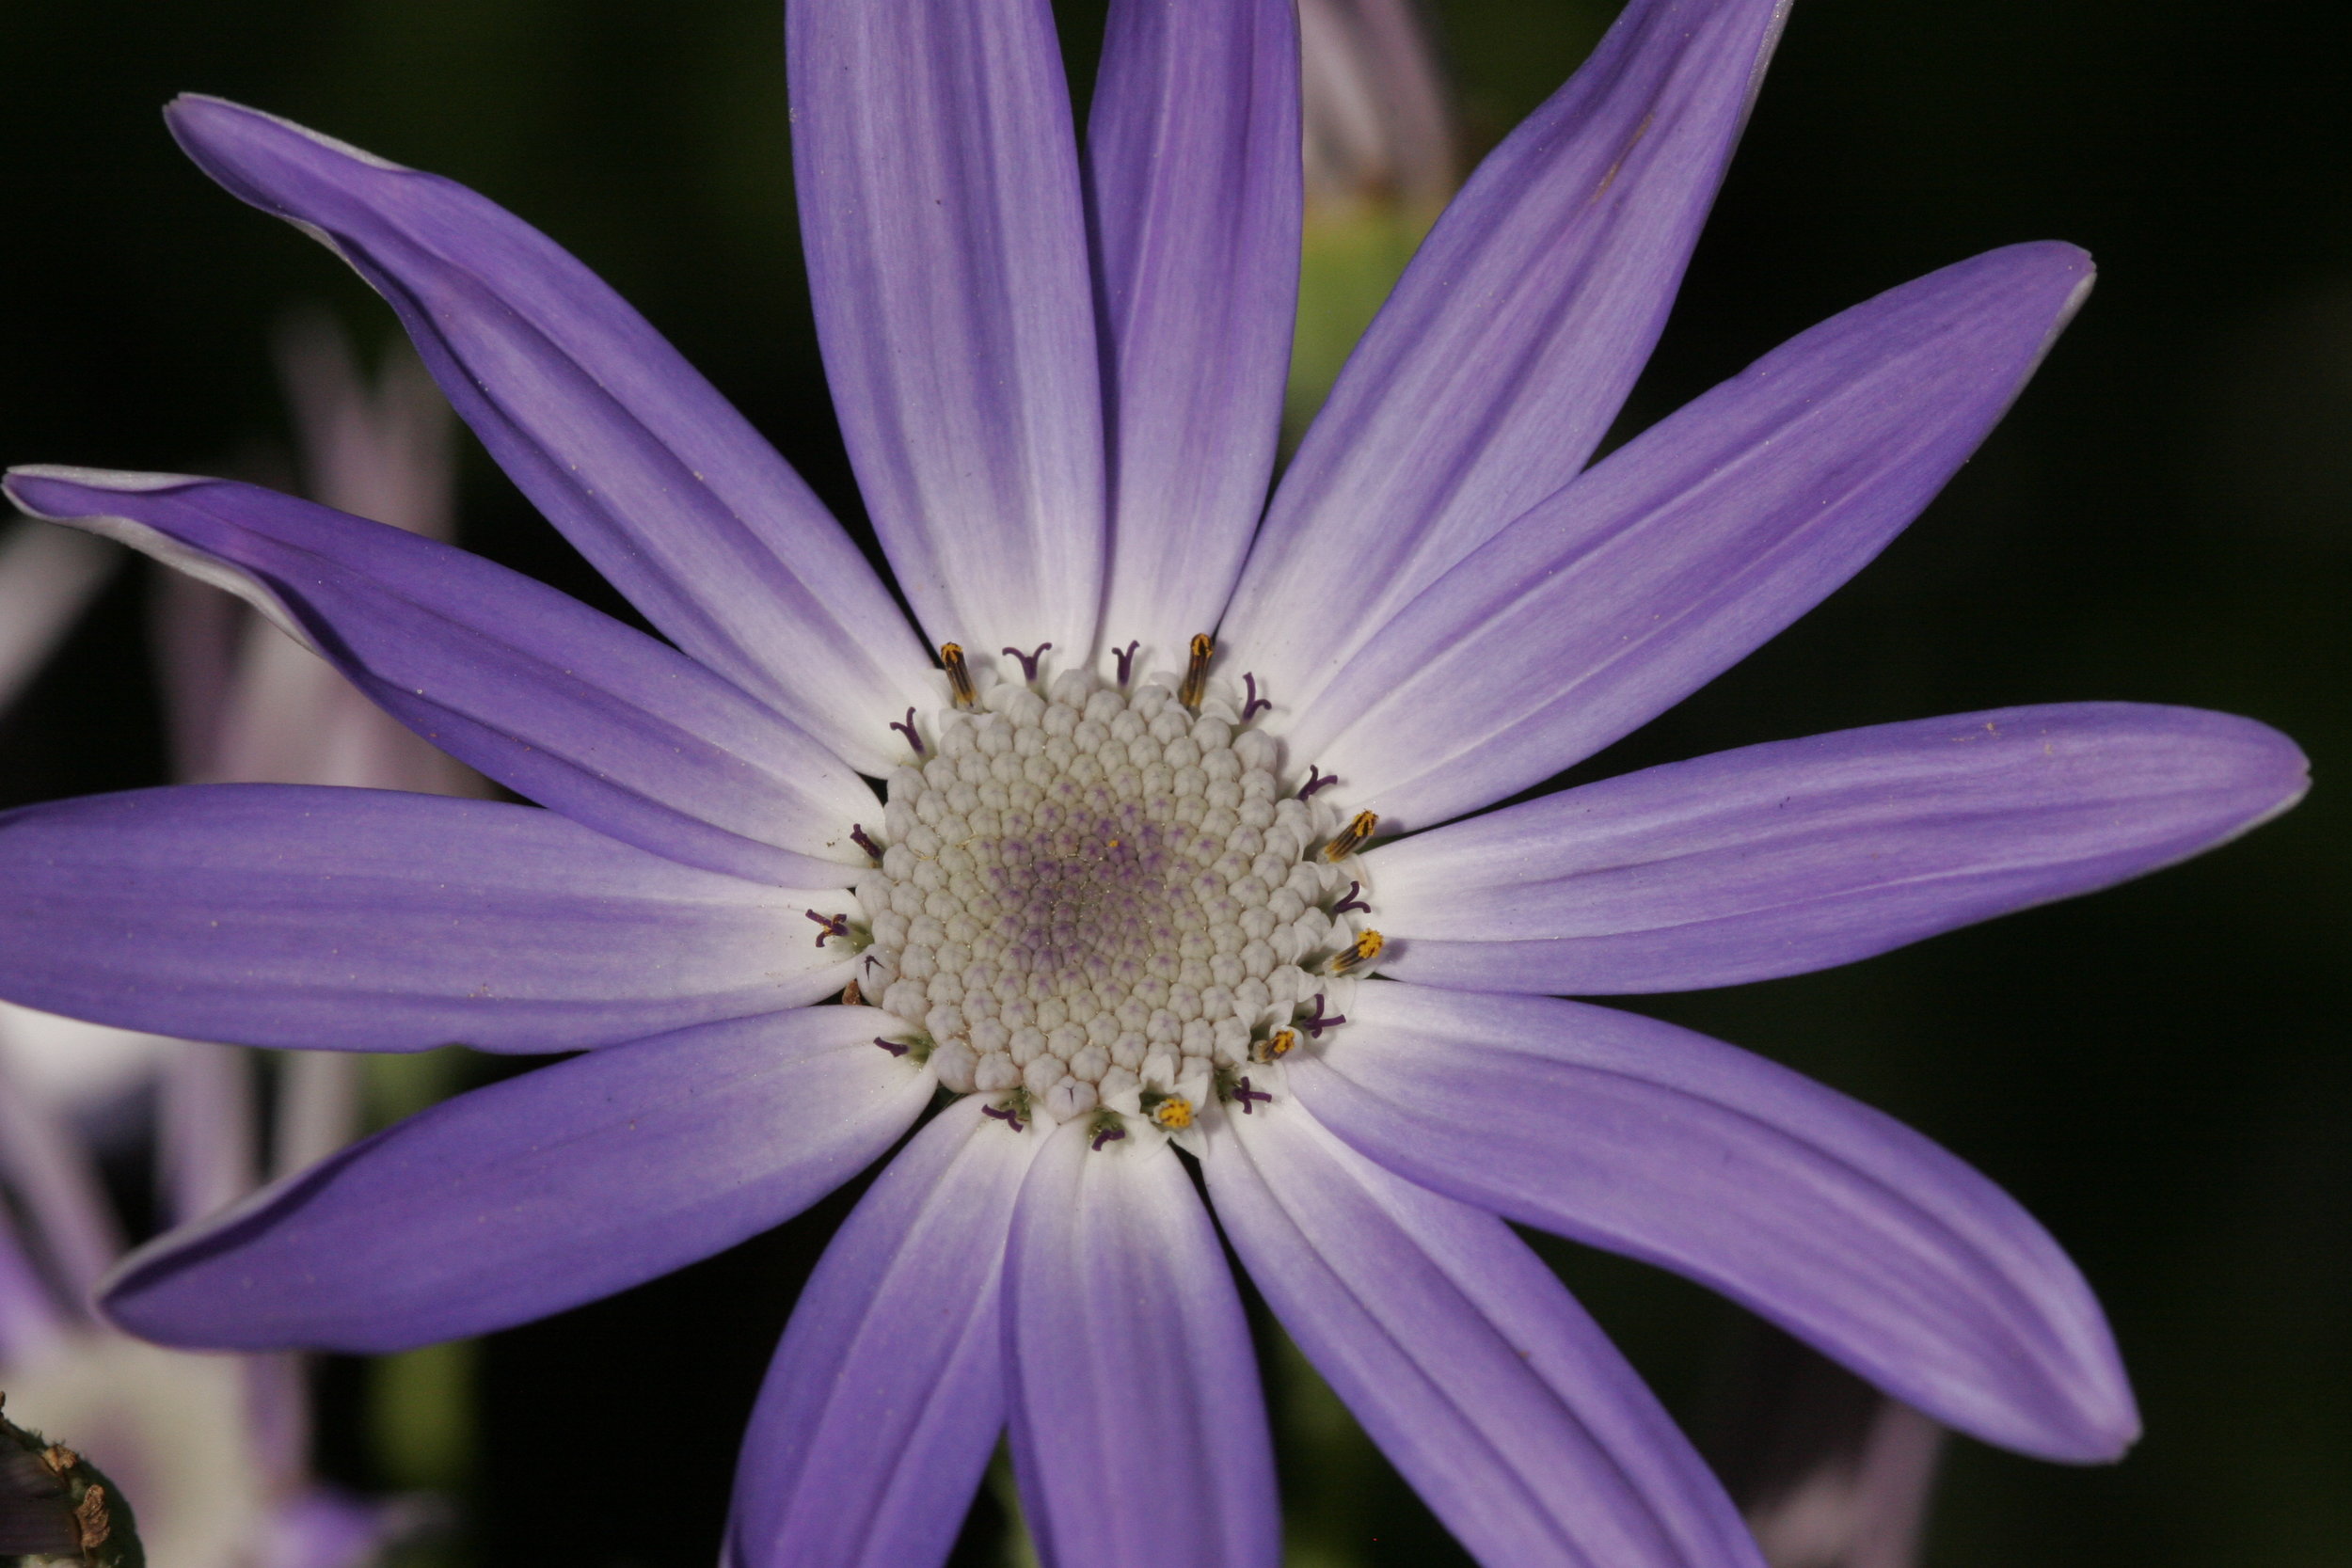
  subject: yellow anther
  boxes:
[1252,1027,1298,1064]
[1327,930,1385,975]
[1180,632,1215,709]
[1150,1095,1196,1132]
[940,642,977,708]
[1322,810,1379,862]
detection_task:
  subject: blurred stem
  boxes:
[986,1443,1039,1568]
[364,1047,471,1130]
[1272,1327,1380,1568]
[368,1340,478,1496]
[1284,204,1443,444]
[361,1048,477,1497]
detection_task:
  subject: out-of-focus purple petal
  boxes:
[0,1052,123,1302]
[0,1205,67,1359]
[1205,1101,1764,1568]
[274,317,455,543]
[243,1352,314,1496]
[1087,0,1298,668]
[0,785,853,1053]
[0,520,117,714]
[789,0,1104,659]
[0,1003,180,1115]
[1295,983,2138,1463]
[163,95,934,773]
[261,1485,405,1568]
[1285,244,2096,830]
[1221,0,1790,716]
[159,1043,258,1227]
[1732,1354,1945,1568]
[273,1052,363,1180]
[1375,703,2310,993]
[1297,0,1456,213]
[103,1008,927,1353]
[8,468,875,886]
[728,1097,1042,1568]
[203,610,483,798]
[1006,1120,1279,1568]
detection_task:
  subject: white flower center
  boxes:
[850,657,1378,1129]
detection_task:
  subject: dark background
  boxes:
[1,1,2344,1563]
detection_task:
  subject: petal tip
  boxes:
[165,92,412,188]
[6,464,202,516]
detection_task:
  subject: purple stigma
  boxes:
[1300,766,1340,800]
[1299,993,1348,1037]
[1332,880,1371,916]
[1112,641,1141,686]
[1002,642,1052,681]
[982,1103,1026,1132]
[1232,1077,1273,1115]
[872,1037,910,1057]
[850,823,882,862]
[805,909,850,946]
[889,707,926,755]
[1090,1124,1127,1151]
[1242,673,1272,721]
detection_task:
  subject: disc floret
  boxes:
[850,654,1380,1137]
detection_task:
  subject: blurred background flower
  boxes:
[0,321,476,1565]
[1286,0,1458,434]
[0,1,2343,1565]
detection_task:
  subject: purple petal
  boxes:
[1087,0,1299,667]
[0,520,118,714]
[163,95,933,773]
[1220,0,1790,716]
[102,1007,928,1352]
[1204,1101,1764,1568]
[0,785,853,1053]
[727,1097,1043,1568]
[1294,983,2138,1463]
[1284,243,2097,829]
[1374,703,2309,993]
[789,0,1104,658]
[1005,1120,1279,1568]
[8,467,874,886]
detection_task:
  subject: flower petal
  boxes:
[0,520,117,714]
[1087,0,1299,667]
[1220,0,1791,715]
[1374,703,2309,993]
[727,1097,1043,1568]
[101,1008,928,1353]
[789,0,1104,658]
[1205,1100,1765,1568]
[8,467,874,887]
[1283,243,2096,829]
[1005,1119,1279,1568]
[0,785,853,1053]
[1294,983,2137,1463]
[163,95,933,772]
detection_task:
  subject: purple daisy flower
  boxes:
[0,0,2308,1562]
